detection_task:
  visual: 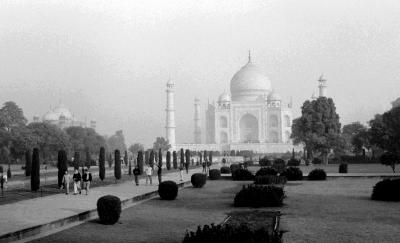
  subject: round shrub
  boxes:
[281,167,303,181]
[220,166,231,174]
[259,156,271,167]
[308,169,327,180]
[339,163,348,173]
[287,158,300,167]
[371,178,400,201]
[209,169,221,180]
[255,167,278,177]
[232,169,254,181]
[312,158,322,164]
[230,164,240,173]
[272,159,286,173]
[191,173,206,188]
[158,180,178,200]
[97,195,121,225]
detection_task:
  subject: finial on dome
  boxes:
[248,50,251,63]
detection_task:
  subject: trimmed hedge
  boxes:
[220,166,231,174]
[230,164,240,173]
[183,224,282,243]
[371,178,400,201]
[339,163,348,173]
[209,169,221,180]
[97,195,121,225]
[234,184,284,207]
[259,156,272,167]
[158,180,178,200]
[232,169,254,181]
[281,167,303,181]
[272,159,286,173]
[308,169,327,180]
[255,167,278,177]
[191,173,207,188]
[254,175,287,185]
[287,158,300,167]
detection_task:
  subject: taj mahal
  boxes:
[166,53,327,153]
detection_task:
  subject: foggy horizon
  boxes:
[1,0,399,148]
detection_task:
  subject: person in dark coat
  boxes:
[82,168,92,195]
[157,164,162,184]
[72,169,82,195]
[133,166,140,186]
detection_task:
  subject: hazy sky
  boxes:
[1,0,399,147]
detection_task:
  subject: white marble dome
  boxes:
[43,104,74,121]
[218,92,231,103]
[230,58,271,102]
[267,91,281,101]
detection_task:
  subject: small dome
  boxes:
[219,92,231,103]
[43,104,74,121]
[268,91,281,101]
[230,56,271,102]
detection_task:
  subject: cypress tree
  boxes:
[173,151,178,169]
[137,150,144,174]
[145,150,150,165]
[31,148,40,191]
[114,150,121,180]
[203,150,207,163]
[180,148,184,166]
[185,149,190,167]
[209,151,213,165]
[149,150,154,168]
[25,149,32,176]
[107,153,113,168]
[57,150,68,188]
[85,147,91,168]
[124,151,128,167]
[99,147,105,181]
[128,160,132,175]
[158,148,163,168]
[166,151,171,170]
[7,164,11,178]
[73,151,80,170]
[199,151,203,164]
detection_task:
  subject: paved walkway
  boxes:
[0,167,205,240]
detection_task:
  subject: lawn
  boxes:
[32,177,400,243]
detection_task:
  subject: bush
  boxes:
[220,166,231,174]
[230,164,240,173]
[254,175,287,185]
[308,169,327,180]
[281,167,303,181]
[183,223,282,243]
[312,158,322,164]
[371,178,400,201]
[232,169,254,181]
[272,159,286,173]
[259,156,271,167]
[287,158,300,167]
[234,184,284,207]
[191,173,206,188]
[96,195,121,225]
[158,181,178,200]
[209,169,221,180]
[339,163,348,173]
[255,167,278,177]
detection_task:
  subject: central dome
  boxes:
[230,57,271,102]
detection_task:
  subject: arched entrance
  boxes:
[239,114,259,143]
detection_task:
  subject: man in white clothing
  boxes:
[145,165,153,185]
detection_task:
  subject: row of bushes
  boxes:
[234,184,285,207]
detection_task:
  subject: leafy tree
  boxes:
[114,150,121,180]
[342,122,370,155]
[158,148,163,168]
[99,147,105,181]
[185,149,190,166]
[85,147,91,168]
[291,97,342,163]
[73,151,80,169]
[128,143,144,156]
[107,130,126,154]
[145,150,150,165]
[379,152,399,173]
[31,148,40,191]
[152,137,171,152]
[65,126,106,156]
[25,149,32,176]
[0,101,27,132]
[180,148,184,166]
[199,151,203,163]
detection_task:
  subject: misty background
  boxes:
[0,0,399,147]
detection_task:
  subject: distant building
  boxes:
[34,103,96,130]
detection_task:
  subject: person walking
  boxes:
[72,169,82,195]
[82,168,92,195]
[179,164,184,182]
[0,172,7,193]
[145,165,153,185]
[61,170,71,195]
[202,161,206,173]
[157,163,162,184]
[133,165,140,186]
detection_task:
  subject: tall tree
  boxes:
[149,150,155,168]
[128,143,144,156]
[137,150,144,174]
[0,101,27,132]
[57,150,68,187]
[107,130,126,154]
[99,147,105,181]
[114,150,121,180]
[65,126,106,156]
[25,149,32,176]
[172,151,178,169]
[124,150,128,167]
[291,97,342,163]
[180,148,184,166]
[152,137,171,152]
[166,151,171,170]
[31,148,40,191]
[342,122,370,155]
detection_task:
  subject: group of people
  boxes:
[61,168,92,195]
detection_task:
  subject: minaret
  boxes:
[194,97,201,144]
[318,75,327,97]
[166,79,176,151]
